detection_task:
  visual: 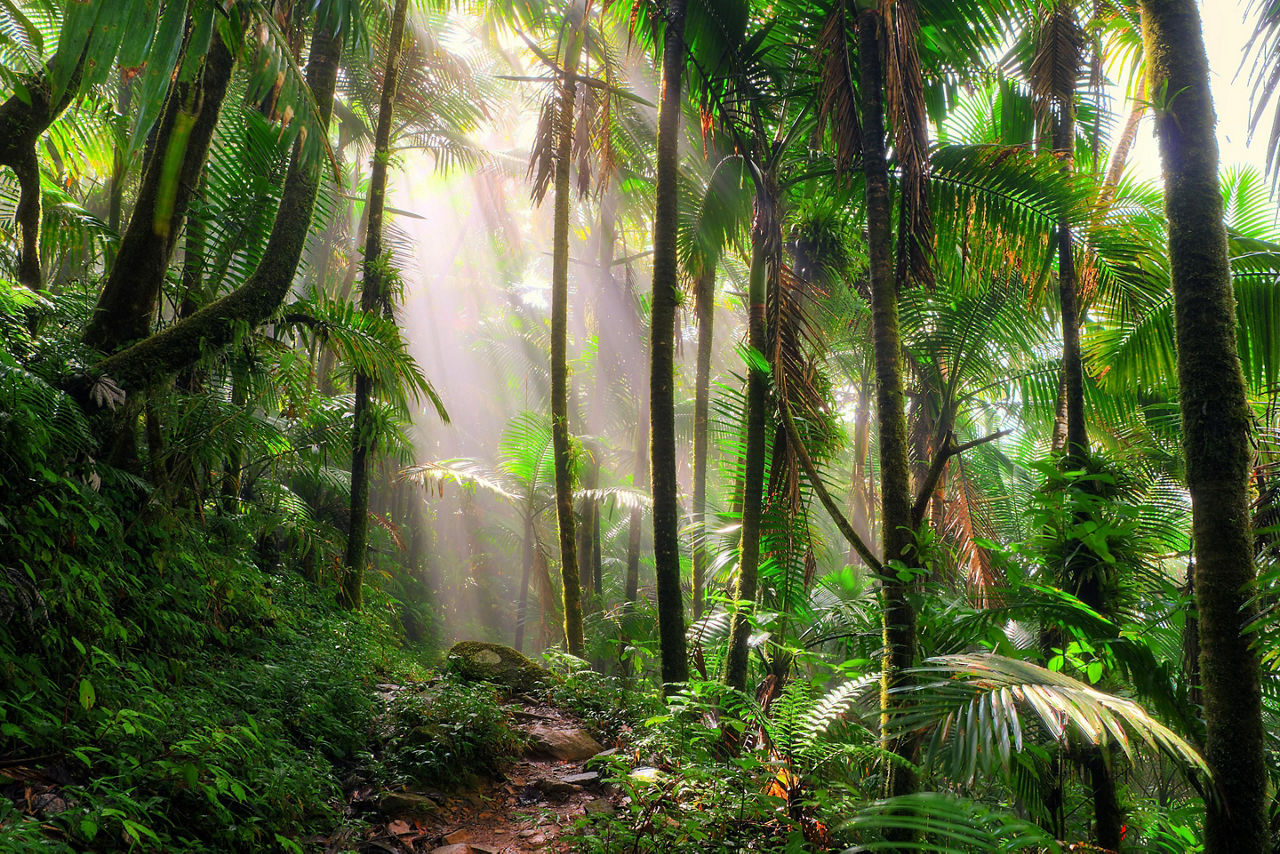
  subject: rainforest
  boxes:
[1,0,1278,851]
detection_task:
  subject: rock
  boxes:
[518,829,540,839]
[534,776,577,800]
[378,791,439,816]
[525,724,603,761]
[560,771,600,787]
[446,641,551,692]
[584,799,615,816]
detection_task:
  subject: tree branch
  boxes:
[911,429,1011,527]
[778,395,883,573]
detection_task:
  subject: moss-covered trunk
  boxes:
[692,266,715,621]
[84,27,235,353]
[90,22,343,394]
[340,0,410,611]
[1140,1,1267,850]
[1054,98,1087,465]
[649,0,691,688]
[550,2,586,657]
[724,237,768,693]
[0,53,85,290]
[859,6,917,801]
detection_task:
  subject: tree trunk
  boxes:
[108,74,134,239]
[624,397,648,607]
[90,22,343,395]
[859,6,917,801]
[340,0,410,611]
[692,266,715,620]
[1054,96,1087,464]
[1051,42,1120,846]
[0,53,85,291]
[649,0,690,688]
[84,28,235,353]
[550,1,587,656]
[515,514,535,652]
[849,377,873,567]
[1141,2,1268,850]
[723,238,767,693]
[577,460,599,601]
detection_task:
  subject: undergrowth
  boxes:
[371,674,525,790]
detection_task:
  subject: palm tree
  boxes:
[342,0,412,611]
[649,0,692,688]
[1140,0,1268,849]
[545,0,588,657]
[857,5,918,801]
[406,412,563,652]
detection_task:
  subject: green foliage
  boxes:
[842,793,1060,852]
[373,674,524,789]
[569,674,876,853]
[540,650,660,741]
[0,276,430,850]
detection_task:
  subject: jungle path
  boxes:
[337,691,621,853]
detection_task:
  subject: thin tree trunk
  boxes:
[341,0,411,610]
[1052,45,1120,846]
[577,461,598,601]
[624,399,648,606]
[724,239,767,693]
[692,266,715,621]
[0,53,85,291]
[1098,77,1146,211]
[649,0,690,688]
[89,22,343,395]
[13,148,41,290]
[1055,97,1087,464]
[1141,2,1267,850]
[849,377,873,567]
[108,74,134,239]
[859,6,917,801]
[515,515,535,652]
[85,28,235,353]
[550,1,587,656]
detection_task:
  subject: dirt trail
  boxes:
[348,697,618,854]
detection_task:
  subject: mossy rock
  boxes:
[446,641,550,692]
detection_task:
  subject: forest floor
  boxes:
[336,692,618,854]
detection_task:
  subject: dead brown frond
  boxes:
[528,94,557,203]
[942,455,1006,607]
[816,2,862,178]
[879,0,933,289]
[370,512,406,551]
[1027,1,1084,131]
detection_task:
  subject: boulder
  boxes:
[446,641,550,692]
[378,791,439,817]
[525,723,603,761]
[583,799,615,816]
[534,776,577,800]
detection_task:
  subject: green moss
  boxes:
[445,640,550,692]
